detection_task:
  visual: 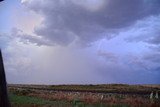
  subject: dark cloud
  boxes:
[146,35,160,45]
[149,46,160,52]
[22,0,160,46]
[143,53,160,63]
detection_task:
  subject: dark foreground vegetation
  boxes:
[9,84,160,107]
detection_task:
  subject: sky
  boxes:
[0,0,160,84]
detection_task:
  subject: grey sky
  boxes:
[0,0,160,84]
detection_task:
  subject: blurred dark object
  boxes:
[0,0,4,2]
[0,50,10,107]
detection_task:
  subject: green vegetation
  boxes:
[9,93,130,107]
[9,93,71,106]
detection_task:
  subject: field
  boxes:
[8,84,160,107]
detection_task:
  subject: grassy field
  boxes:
[9,84,160,107]
[9,93,131,107]
[10,94,72,107]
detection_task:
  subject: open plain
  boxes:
[8,84,160,107]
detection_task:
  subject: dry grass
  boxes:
[9,84,160,107]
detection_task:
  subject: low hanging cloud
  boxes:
[21,0,160,46]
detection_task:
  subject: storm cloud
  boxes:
[22,0,160,46]
[0,0,160,84]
